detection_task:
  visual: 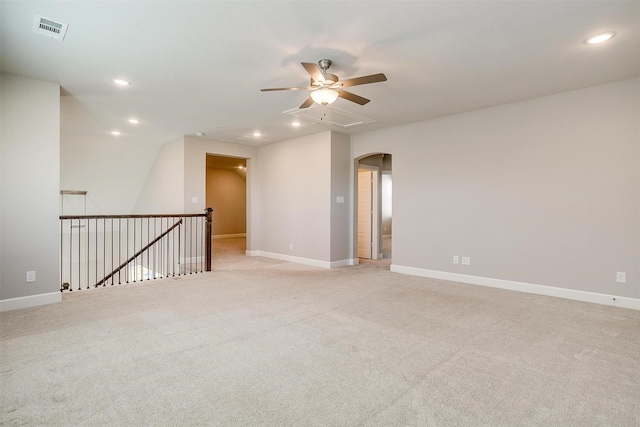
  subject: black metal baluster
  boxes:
[102,219,106,286]
[60,219,63,292]
[153,218,157,279]
[171,216,174,277]
[77,218,81,290]
[195,216,198,273]
[133,217,137,282]
[126,218,130,283]
[185,217,191,274]
[93,218,97,288]
[189,217,198,274]
[86,219,90,289]
[69,219,73,291]
[160,218,168,278]
[110,218,114,285]
[147,218,150,280]
[118,218,121,284]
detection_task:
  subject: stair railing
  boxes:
[59,209,212,292]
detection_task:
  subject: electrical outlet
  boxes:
[26,271,36,283]
[453,255,459,264]
[616,272,626,283]
[462,257,470,266]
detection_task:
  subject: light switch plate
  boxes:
[462,257,470,266]
[26,271,36,282]
[616,272,626,283]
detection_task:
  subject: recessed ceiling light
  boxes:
[112,79,130,86]
[585,32,616,44]
[111,131,121,136]
[196,132,204,136]
[238,166,244,169]
[253,131,261,137]
[291,121,301,127]
[128,118,139,124]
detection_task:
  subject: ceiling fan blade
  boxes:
[299,96,314,109]
[260,86,312,91]
[337,89,370,105]
[301,62,325,83]
[339,73,387,88]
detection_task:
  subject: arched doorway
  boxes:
[355,153,392,261]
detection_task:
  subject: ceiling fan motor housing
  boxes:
[318,59,332,71]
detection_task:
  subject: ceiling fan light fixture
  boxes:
[311,87,339,106]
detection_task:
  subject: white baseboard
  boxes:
[212,233,246,240]
[330,258,358,268]
[0,292,62,312]
[246,251,354,269]
[390,265,640,311]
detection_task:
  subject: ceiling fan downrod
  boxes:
[318,59,332,73]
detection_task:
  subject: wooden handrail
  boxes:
[60,213,205,220]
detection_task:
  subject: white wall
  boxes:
[352,78,640,302]
[60,124,161,214]
[257,132,332,262]
[1,74,61,307]
[133,137,184,213]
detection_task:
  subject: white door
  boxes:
[357,169,373,258]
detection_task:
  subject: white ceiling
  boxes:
[2,1,639,147]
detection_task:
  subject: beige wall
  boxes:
[1,74,61,304]
[382,172,392,235]
[206,168,246,235]
[257,131,332,261]
[330,131,351,262]
[352,77,640,300]
[182,136,258,249]
[6,73,637,308]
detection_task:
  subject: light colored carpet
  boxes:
[1,238,639,426]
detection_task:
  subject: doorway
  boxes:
[205,155,247,246]
[357,167,377,259]
[356,153,392,261]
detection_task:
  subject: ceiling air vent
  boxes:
[33,15,68,41]
[283,105,376,128]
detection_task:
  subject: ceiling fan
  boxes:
[260,59,387,109]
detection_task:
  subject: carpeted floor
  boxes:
[1,238,639,426]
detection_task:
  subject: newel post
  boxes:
[205,208,213,271]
